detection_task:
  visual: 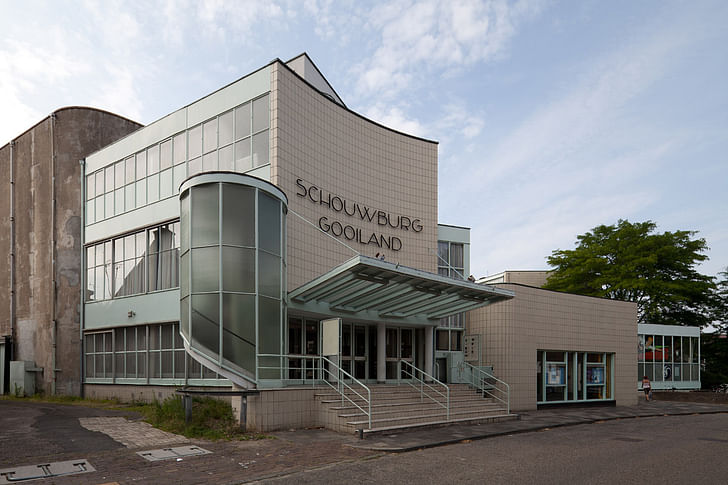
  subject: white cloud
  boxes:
[354,0,543,98]
[0,37,91,143]
[364,103,426,137]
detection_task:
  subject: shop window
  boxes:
[538,350,613,404]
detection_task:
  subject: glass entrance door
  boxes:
[400,328,413,379]
[353,325,366,380]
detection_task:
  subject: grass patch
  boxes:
[139,396,270,441]
[1,393,270,441]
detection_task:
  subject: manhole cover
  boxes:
[137,445,212,462]
[0,459,94,483]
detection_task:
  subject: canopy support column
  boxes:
[425,326,434,382]
[377,322,386,383]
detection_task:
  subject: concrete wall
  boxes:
[271,61,439,291]
[468,283,637,410]
[0,108,141,395]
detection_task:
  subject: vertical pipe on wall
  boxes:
[9,140,16,361]
[50,114,58,395]
[79,159,86,398]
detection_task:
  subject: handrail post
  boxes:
[446,387,450,420]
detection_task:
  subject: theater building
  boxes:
[3,54,638,432]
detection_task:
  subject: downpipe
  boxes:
[79,159,86,398]
[50,113,58,395]
[9,140,16,361]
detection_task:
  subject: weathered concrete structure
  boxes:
[0,108,141,395]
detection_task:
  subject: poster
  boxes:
[547,364,565,385]
[587,367,604,384]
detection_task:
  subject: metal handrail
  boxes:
[256,353,372,430]
[465,362,510,414]
[400,360,450,420]
[320,356,372,430]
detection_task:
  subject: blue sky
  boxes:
[2,0,726,278]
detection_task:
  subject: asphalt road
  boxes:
[262,413,728,484]
[0,400,131,465]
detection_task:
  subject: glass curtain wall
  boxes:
[179,174,287,384]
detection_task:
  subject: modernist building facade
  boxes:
[3,54,640,431]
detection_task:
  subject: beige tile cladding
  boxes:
[269,62,439,291]
[245,388,321,432]
[468,284,638,411]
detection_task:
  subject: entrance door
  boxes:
[400,328,414,379]
[353,325,366,380]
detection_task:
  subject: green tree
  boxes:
[544,220,715,327]
[701,332,728,389]
[710,268,728,332]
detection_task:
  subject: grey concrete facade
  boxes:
[0,108,141,395]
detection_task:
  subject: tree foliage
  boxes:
[544,220,716,327]
[711,268,728,331]
[701,332,728,389]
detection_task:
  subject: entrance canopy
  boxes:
[288,255,514,326]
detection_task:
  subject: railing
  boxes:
[320,356,372,430]
[256,353,372,429]
[464,362,510,414]
[400,360,450,420]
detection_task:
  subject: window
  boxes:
[113,231,146,297]
[85,332,113,379]
[86,241,112,301]
[148,222,180,291]
[86,221,180,301]
[86,95,271,224]
[437,239,467,331]
[437,241,464,279]
[85,323,225,383]
[537,350,614,403]
[638,333,700,385]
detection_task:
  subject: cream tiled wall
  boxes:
[270,62,439,290]
[468,284,637,410]
[245,388,321,431]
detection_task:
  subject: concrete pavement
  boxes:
[0,396,726,484]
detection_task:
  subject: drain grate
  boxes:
[136,445,212,462]
[0,459,95,483]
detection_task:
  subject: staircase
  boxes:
[315,382,516,436]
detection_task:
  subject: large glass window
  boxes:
[113,231,146,297]
[538,350,614,404]
[84,323,225,383]
[638,332,700,387]
[85,221,180,301]
[86,94,271,225]
[148,222,180,292]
